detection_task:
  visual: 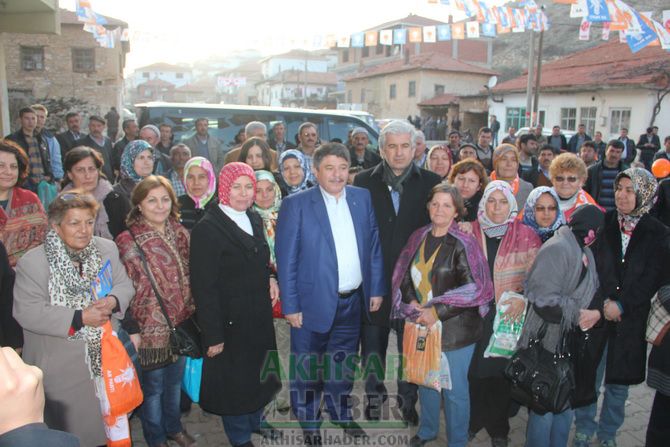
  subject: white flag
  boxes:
[380,29,393,45]
[602,22,610,40]
[570,0,587,18]
[579,18,591,40]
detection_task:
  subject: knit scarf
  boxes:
[45,229,103,377]
[381,160,415,194]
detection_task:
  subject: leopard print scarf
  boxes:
[45,230,104,378]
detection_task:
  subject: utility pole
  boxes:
[525,31,535,128]
[532,27,544,127]
[303,53,308,108]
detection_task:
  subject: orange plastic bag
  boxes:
[99,321,143,447]
[402,321,442,390]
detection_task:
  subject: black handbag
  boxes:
[133,237,203,359]
[504,323,575,415]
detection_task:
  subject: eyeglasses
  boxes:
[59,193,81,201]
[554,176,579,183]
[534,206,557,213]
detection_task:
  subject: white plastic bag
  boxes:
[484,291,527,358]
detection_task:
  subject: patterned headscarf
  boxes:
[278,149,310,194]
[615,167,658,234]
[253,170,282,267]
[478,180,519,238]
[218,162,256,207]
[522,186,565,242]
[183,156,216,209]
[120,140,154,183]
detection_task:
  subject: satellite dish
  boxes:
[487,76,498,89]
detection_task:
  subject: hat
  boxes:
[351,127,369,138]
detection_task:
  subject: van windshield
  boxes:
[137,106,378,150]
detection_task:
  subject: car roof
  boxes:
[134,102,371,119]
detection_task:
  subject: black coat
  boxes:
[75,135,115,182]
[650,178,670,227]
[56,130,87,158]
[584,160,625,205]
[178,194,217,231]
[0,423,80,447]
[596,211,669,385]
[349,147,382,170]
[0,241,21,348]
[103,179,133,239]
[353,163,441,326]
[190,206,280,415]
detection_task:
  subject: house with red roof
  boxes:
[488,41,670,140]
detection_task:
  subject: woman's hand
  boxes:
[579,309,601,331]
[95,296,117,314]
[502,297,525,322]
[207,343,224,358]
[269,277,280,307]
[416,307,438,328]
[82,303,111,327]
[603,299,622,322]
[129,334,141,351]
[458,221,473,234]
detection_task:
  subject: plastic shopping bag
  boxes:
[484,291,527,358]
[402,321,442,391]
[182,357,203,403]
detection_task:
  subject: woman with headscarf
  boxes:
[178,156,217,231]
[467,180,541,447]
[253,169,290,414]
[425,144,453,179]
[391,183,494,447]
[190,163,281,446]
[573,168,668,447]
[521,186,565,243]
[105,140,155,238]
[519,205,603,447]
[490,144,534,209]
[277,149,314,196]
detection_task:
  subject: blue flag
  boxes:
[437,25,452,41]
[393,28,407,45]
[351,32,365,48]
[586,0,610,23]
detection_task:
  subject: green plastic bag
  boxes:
[484,291,527,358]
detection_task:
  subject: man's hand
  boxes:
[285,312,303,328]
[369,296,383,312]
[0,347,45,436]
[207,343,224,358]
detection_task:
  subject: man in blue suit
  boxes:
[275,142,385,444]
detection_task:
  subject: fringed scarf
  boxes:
[391,222,495,321]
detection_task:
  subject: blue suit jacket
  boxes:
[275,185,386,333]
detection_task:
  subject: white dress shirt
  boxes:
[319,186,362,292]
[219,204,253,235]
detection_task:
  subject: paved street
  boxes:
[131,332,654,447]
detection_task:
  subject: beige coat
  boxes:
[13,237,135,447]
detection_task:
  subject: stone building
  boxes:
[2,8,129,132]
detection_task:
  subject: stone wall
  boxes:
[3,24,126,133]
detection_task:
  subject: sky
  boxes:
[61,0,452,74]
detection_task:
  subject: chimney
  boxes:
[403,48,410,65]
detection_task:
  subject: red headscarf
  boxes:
[218,162,257,207]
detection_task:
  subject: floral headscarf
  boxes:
[478,180,518,238]
[218,162,256,207]
[522,186,565,242]
[253,170,282,267]
[120,140,154,183]
[183,156,216,209]
[278,149,310,194]
[615,167,658,234]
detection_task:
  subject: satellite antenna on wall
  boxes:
[487,76,498,89]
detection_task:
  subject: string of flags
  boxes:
[75,0,129,49]
[558,0,670,53]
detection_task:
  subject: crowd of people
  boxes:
[0,108,669,447]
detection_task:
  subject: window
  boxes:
[560,108,577,131]
[389,84,397,99]
[20,46,44,71]
[72,48,95,73]
[609,108,631,135]
[360,89,366,103]
[408,81,416,97]
[580,107,597,136]
[142,72,149,78]
[362,47,369,58]
[342,50,349,63]
[505,107,527,130]
[538,110,546,127]
[434,84,445,96]
[176,73,184,79]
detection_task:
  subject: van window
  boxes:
[327,117,378,149]
[283,114,325,147]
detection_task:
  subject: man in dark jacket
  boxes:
[348,127,381,170]
[653,136,670,163]
[548,125,568,153]
[584,140,626,211]
[522,144,554,187]
[354,120,441,424]
[650,177,670,226]
[567,124,591,153]
[616,128,636,164]
[56,112,86,157]
[637,127,661,170]
[75,116,115,182]
[5,107,53,192]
